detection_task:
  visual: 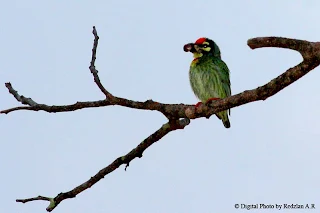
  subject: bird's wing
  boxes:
[213,59,231,115]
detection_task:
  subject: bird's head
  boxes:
[183,37,221,59]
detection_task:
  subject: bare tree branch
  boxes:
[16,195,52,203]
[2,37,320,119]
[16,196,57,212]
[16,118,190,212]
[2,27,320,211]
[247,36,315,59]
[89,26,114,99]
[4,82,38,106]
[0,84,185,118]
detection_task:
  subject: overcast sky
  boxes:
[1,1,320,213]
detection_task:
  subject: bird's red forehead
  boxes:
[194,37,206,44]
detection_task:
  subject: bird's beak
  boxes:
[183,43,201,53]
[183,43,196,53]
[193,44,200,52]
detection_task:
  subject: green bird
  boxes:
[184,37,231,128]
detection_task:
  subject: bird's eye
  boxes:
[202,44,208,48]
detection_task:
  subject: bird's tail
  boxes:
[216,110,231,128]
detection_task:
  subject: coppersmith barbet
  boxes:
[184,37,231,128]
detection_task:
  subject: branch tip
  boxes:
[4,82,38,106]
[125,163,130,171]
[88,26,114,99]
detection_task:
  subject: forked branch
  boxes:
[3,27,320,211]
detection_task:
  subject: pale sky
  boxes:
[1,1,320,213]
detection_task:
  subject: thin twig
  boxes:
[5,82,38,106]
[89,26,114,99]
[17,195,52,203]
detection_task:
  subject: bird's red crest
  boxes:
[195,37,206,44]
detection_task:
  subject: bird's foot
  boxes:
[205,97,221,105]
[195,101,203,109]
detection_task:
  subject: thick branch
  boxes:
[201,58,320,117]
[16,118,190,212]
[247,37,314,59]
[2,55,319,120]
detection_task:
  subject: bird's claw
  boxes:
[205,97,220,105]
[195,101,203,109]
[194,98,220,111]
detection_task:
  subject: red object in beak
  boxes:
[183,43,193,52]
